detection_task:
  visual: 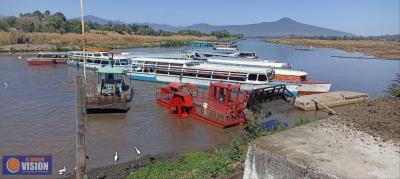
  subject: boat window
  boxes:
[37,54,42,58]
[213,86,217,100]
[258,74,267,81]
[156,69,168,74]
[170,63,183,67]
[248,74,258,81]
[219,88,225,104]
[144,66,155,73]
[169,68,182,76]
[120,59,128,65]
[183,70,197,77]
[94,53,101,57]
[213,72,229,80]
[158,62,169,67]
[102,53,109,57]
[94,60,101,64]
[198,70,211,78]
[101,61,109,65]
[300,75,307,82]
[87,59,94,63]
[229,75,246,82]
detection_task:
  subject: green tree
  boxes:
[4,16,18,27]
[177,29,205,36]
[211,29,230,39]
[0,20,9,31]
[32,10,44,20]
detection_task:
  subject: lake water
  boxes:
[0,39,398,177]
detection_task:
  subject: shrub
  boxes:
[388,73,400,97]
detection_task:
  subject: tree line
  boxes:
[0,10,243,39]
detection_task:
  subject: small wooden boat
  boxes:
[273,69,331,95]
[86,66,133,113]
[27,52,68,65]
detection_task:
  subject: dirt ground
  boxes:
[330,97,400,143]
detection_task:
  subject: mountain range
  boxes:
[80,16,352,37]
[1,14,353,37]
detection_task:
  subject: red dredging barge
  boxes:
[156,82,249,128]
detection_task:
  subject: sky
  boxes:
[0,0,398,36]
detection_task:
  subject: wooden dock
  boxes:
[294,91,368,111]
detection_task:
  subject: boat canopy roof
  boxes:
[274,69,308,76]
[130,57,196,64]
[96,66,125,74]
[191,63,272,74]
[38,52,68,55]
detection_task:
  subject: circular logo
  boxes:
[6,157,21,173]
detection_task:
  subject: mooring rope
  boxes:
[80,0,86,83]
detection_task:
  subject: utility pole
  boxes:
[76,0,87,178]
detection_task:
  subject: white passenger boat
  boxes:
[67,51,110,68]
[67,51,131,70]
[126,57,299,94]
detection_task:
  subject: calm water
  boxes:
[0,39,398,177]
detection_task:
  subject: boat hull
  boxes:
[128,72,298,95]
[27,58,67,65]
[298,81,331,95]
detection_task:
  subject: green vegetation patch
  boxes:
[387,73,400,97]
[127,117,290,179]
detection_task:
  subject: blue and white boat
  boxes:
[126,57,298,94]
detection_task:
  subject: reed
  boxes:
[0,31,217,49]
[267,38,400,60]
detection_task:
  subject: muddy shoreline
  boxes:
[63,152,180,179]
[330,96,400,143]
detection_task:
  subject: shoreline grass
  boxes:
[266,38,400,60]
[126,116,310,179]
[0,31,217,52]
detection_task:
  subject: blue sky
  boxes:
[0,0,398,36]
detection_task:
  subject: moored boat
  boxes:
[67,51,110,68]
[126,57,299,94]
[273,69,331,94]
[27,52,68,65]
[86,66,133,113]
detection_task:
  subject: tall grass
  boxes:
[0,31,217,47]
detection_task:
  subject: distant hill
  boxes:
[0,15,6,19]
[74,15,353,37]
[170,18,353,37]
[72,15,125,25]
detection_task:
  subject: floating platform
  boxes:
[294,91,368,111]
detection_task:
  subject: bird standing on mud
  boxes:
[133,147,141,155]
[58,166,66,175]
[3,82,8,88]
[114,152,119,163]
